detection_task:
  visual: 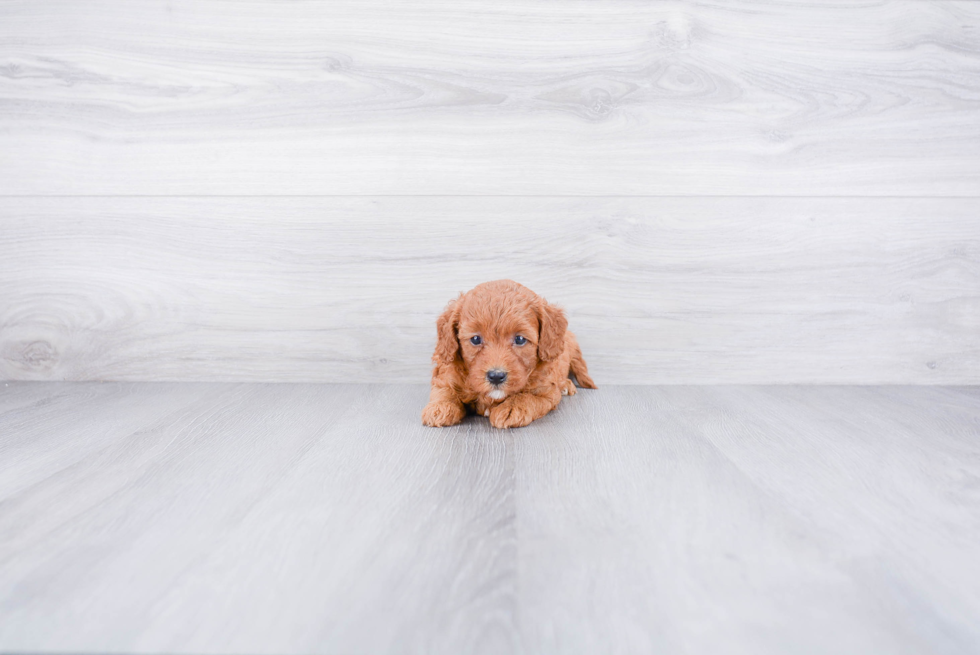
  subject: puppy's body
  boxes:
[422,280,596,429]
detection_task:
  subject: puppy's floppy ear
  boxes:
[536,299,568,362]
[433,296,463,365]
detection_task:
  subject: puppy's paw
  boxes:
[422,401,465,427]
[489,400,536,429]
[561,379,577,396]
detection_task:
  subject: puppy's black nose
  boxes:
[486,369,507,385]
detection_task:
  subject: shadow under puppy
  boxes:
[422,280,596,429]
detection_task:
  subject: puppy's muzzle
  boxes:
[486,369,508,386]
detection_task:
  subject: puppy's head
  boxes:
[434,280,567,403]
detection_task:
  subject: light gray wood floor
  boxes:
[1,383,978,654]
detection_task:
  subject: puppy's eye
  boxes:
[514,335,527,346]
[469,335,482,346]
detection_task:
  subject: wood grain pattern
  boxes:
[2,196,977,384]
[0,1,978,195]
[516,385,980,653]
[1,382,978,653]
[0,383,519,653]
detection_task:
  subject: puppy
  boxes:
[422,280,596,429]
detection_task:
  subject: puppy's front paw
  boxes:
[489,400,536,429]
[422,401,465,427]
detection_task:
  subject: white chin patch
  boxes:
[488,389,506,400]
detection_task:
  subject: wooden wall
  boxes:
[1,1,978,383]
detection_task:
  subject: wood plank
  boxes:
[692,386,980,652]
[1,383,978,653]
[1,1,978,195]
[2,196,978,384]
[0,382,518,653]
[0,382,209,500]
[514,385,980,653]
[0,380,74,415]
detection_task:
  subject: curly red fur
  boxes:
[422,280,597,429]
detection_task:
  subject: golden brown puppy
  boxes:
[422,280,596,429]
